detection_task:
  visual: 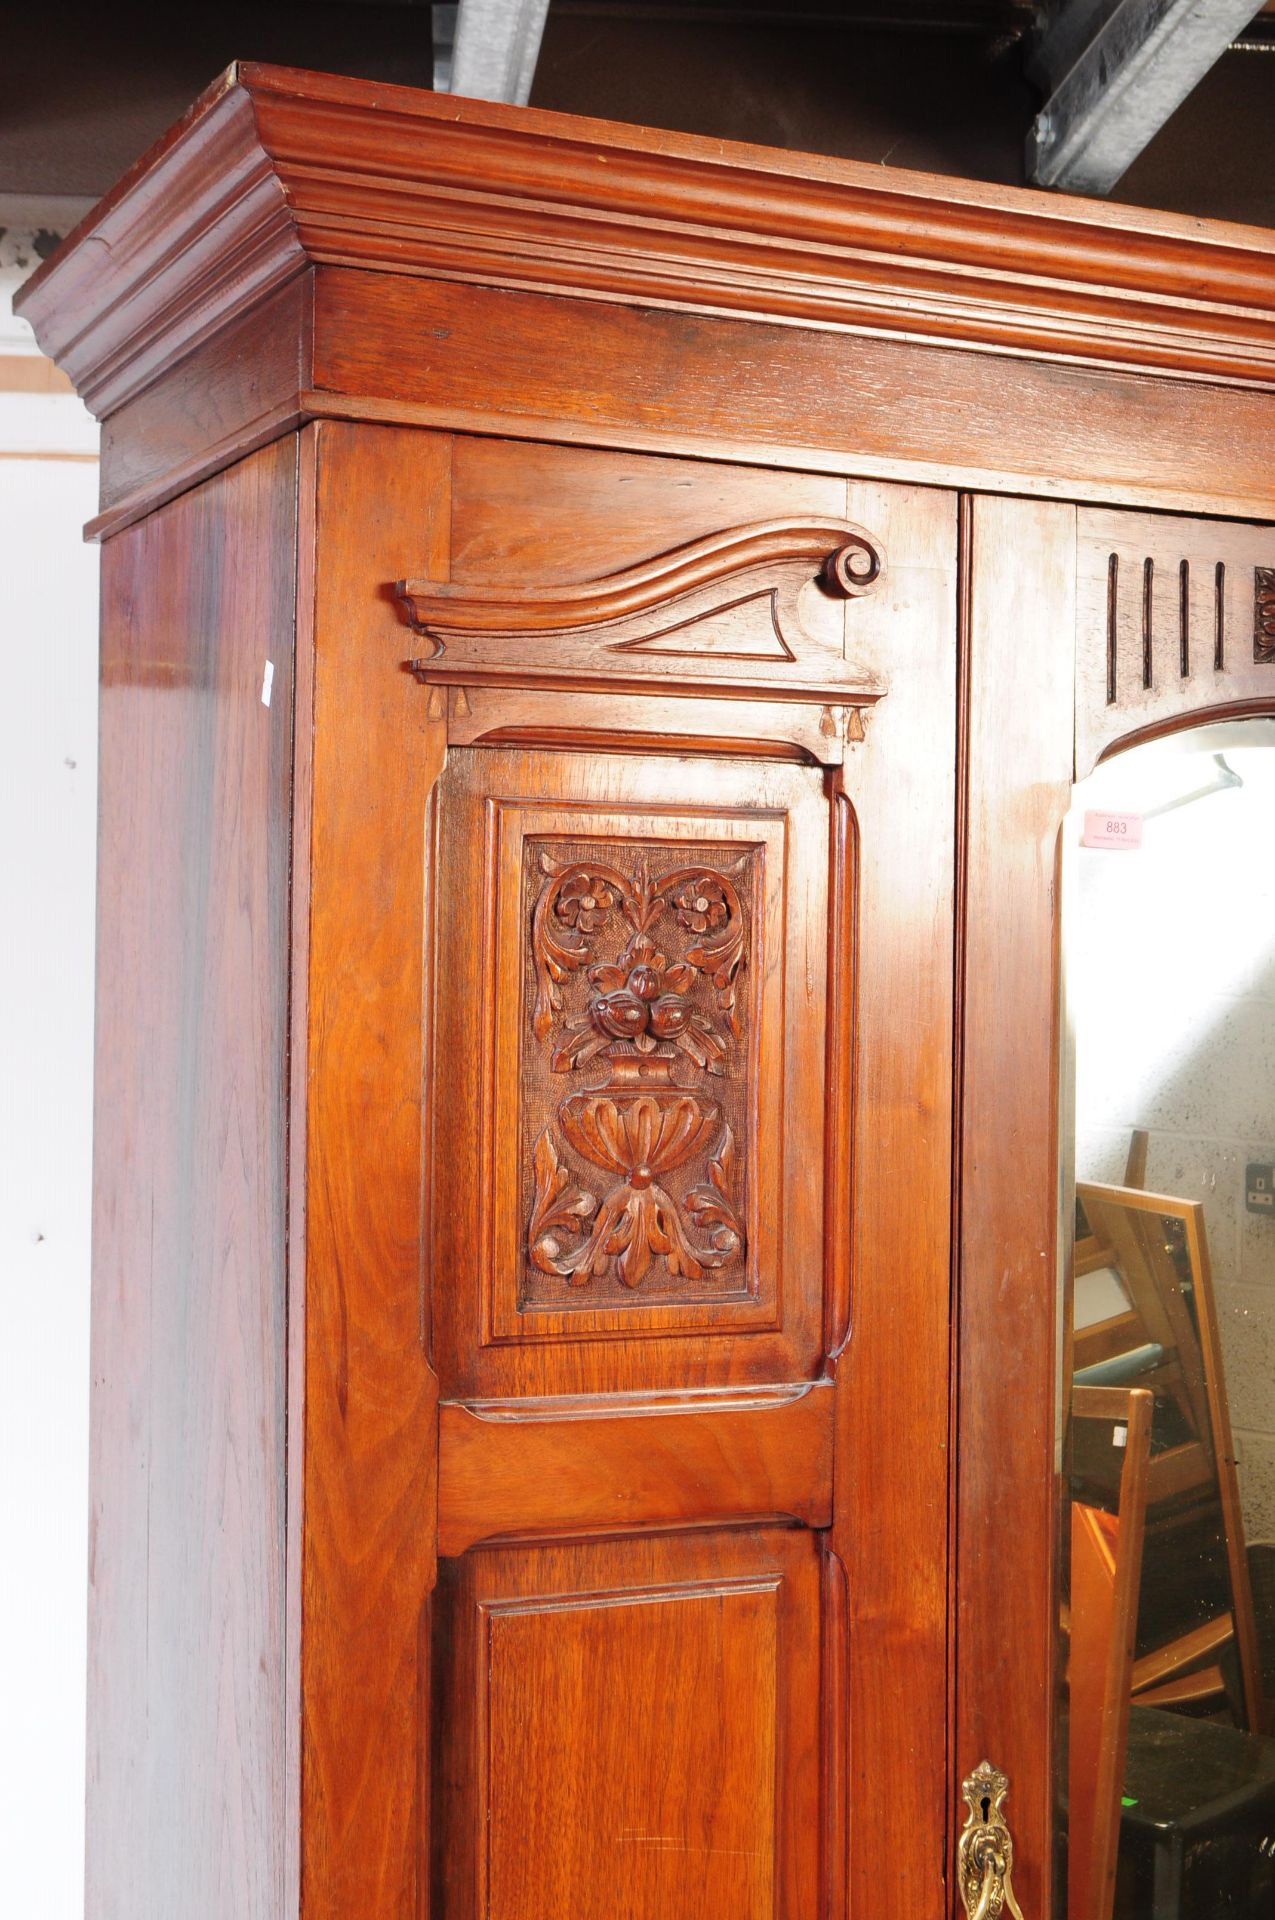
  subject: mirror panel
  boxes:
[1063,721,1275,1920]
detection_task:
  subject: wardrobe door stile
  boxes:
[957,495,1078,1920]
[835,479,958,1920]
[301,423,449,1920]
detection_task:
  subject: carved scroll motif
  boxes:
[397,517,885,707]
[523,843,751,1300]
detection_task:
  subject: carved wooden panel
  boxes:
[1077,508,1275,774]
[396,516,886,766]
[432,1527,821,1920]
[521,833,755,1307]
[410,464,957,1920]
[489,803,786,1342]
[429,748,831,1396]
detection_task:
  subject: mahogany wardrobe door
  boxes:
[298,423,959,1920]
[960,495,1275,1920]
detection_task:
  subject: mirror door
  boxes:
[961,493,1275,1920]
[1063,722,1275,1920]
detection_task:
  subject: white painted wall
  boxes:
[0,242,99,1920]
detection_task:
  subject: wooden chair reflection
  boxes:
[1073,1181,1264,1732]
[1068,1384,1153,1920]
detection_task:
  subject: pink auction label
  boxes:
[1081,809,1143,850]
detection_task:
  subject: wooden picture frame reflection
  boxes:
[1074,1182,1265,1734]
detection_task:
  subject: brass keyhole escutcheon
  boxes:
[957,1760,1025,1920]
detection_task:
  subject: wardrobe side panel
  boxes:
[88,440,298,1920]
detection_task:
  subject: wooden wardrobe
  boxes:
[18,60,1275,1920]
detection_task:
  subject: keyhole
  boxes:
[980,1795,992,1823]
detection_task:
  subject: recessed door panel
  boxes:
[434,1529,820,1920]
[430,749,828,1391]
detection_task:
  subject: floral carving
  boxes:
[531,851,746,1044]
[524,843,751,1296]
[555,871,617,931]
[552,934,728,1076]
[673,878,728,933]
[529,1103,743,1289]
[530,856,630,1036]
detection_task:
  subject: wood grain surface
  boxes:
[97,275,312,517]
[436,1383,834,1555]
[829,478,957,1920]
[312,270,1275,528]
[957,493,1078,1920]
[293,430,957,1918]
[298,423,446,1919]
[79,265,1275,542]
[89,440,297,1920]
[433,1528,821,1920]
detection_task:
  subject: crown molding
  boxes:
[15,74,303,416]
[17,60,1275,419]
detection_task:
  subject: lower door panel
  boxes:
[434,1529,821,1920]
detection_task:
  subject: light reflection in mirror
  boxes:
[1063,720,1275,1920]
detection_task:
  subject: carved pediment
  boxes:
[394,517,885,707]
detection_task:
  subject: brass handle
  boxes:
[957,1761,1025,1920]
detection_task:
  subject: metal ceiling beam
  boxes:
[435,0,552,104]
[1028,0,1264,195]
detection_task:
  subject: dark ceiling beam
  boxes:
[435,0,551,102]
[1028,0,1265,194]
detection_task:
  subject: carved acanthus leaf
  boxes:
[528,1131,598,1275]
[684,1126,745,1260]
[534,1097,742,1291]
[1257,567,1275,665]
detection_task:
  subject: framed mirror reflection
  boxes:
[1063,721,1275,1920]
